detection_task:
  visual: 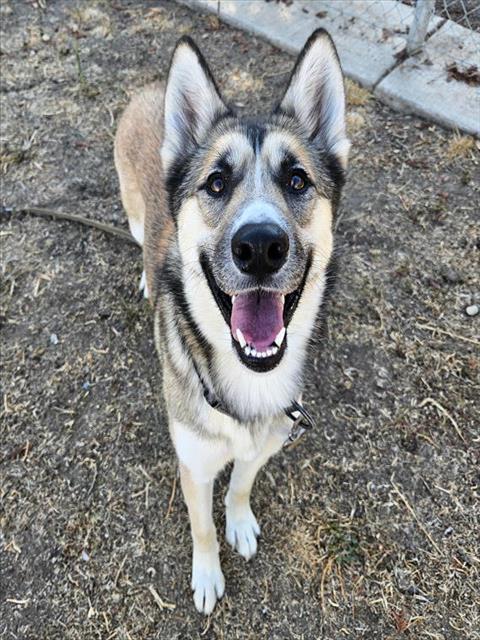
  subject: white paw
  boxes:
[191,551,225,615]
[226,505,260,561]
[139,270,149,299]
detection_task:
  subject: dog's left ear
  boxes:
[162,37,229,171]
[277,29,349,168]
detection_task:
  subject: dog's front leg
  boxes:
[179,463,225,614]
[225,431,285,561]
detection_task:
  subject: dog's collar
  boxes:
[192,360,315,448]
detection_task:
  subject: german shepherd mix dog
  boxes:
[115,28,349,614]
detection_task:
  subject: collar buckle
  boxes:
[283,400,315,449]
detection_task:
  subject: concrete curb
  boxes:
[178,0,479,136]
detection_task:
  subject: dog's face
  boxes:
[161,31,349,375]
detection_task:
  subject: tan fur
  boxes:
[114,83,173,298]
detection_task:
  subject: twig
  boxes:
[114,554,128,588]
[165,471,177,519]
[416,322,480,347]
[147,585,175,610]
[420,397,465,443]
[200,615,212,636]
[86,462,98,497]
[8,206,137,244]
[319,556,334,613]
[391,481,442,555]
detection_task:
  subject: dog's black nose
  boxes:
[231,223,289,277]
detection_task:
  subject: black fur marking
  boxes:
[166,152,193,218]
[155,295,191,384]
[324,152,346,215]
[306,251,338,355]
[283,251,313,327]
[158,261,213,370]
[242,120,267,151]
[200,253,232,328]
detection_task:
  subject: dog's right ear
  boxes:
[161,37,229,172]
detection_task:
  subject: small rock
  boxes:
[50,333,59,345]
[440,266,463,284]
[81,550,89,562]
[465,304,478,317]
[42,33,51,42]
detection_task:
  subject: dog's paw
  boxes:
[191,551,225,615]
[226,505,260,561]
[139,270,149,299]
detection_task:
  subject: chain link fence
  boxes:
[436,0,480,81]
[313,0,480,79]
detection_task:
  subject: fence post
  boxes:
[407,0,435,54]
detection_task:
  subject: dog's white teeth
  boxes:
[243,345,276,359]
[274,327,286,347]
[232,295,237,303]
[236,328,246,348]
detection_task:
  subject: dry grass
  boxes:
[445,133,477,160]
[345,78,372,107]
[347,110,368,134]
[1,1,479,639]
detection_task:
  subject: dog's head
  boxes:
[161,30,348,375]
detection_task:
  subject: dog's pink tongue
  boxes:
[231,292,284,351]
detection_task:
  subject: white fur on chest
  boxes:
[172,412,288,483]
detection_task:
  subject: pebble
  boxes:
[50,333,58,345]
[440,266,462,284]
[465,304,478,317]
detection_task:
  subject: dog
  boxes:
[114,28,349,614]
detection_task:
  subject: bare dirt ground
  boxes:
[1,1,479,639]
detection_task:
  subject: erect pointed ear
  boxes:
[161,37,229,171]
[277,29,349,168]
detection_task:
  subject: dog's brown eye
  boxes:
[289,172,306,191]
[206,173,225,195]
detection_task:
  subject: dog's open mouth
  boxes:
[200,255,311,372]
